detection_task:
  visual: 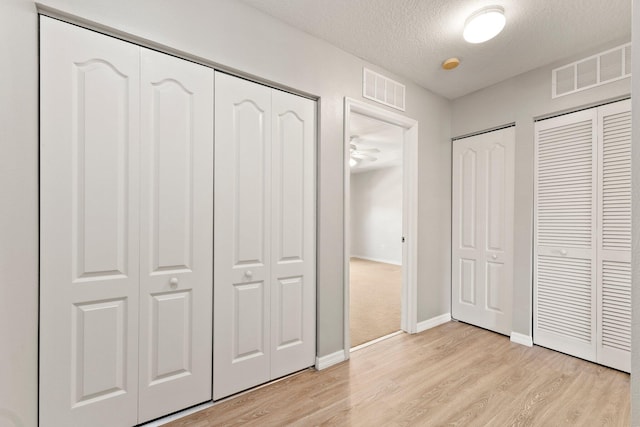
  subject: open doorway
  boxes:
[343,98,419,353]
[349,113,404,347]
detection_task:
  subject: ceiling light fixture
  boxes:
[463,6,505,44]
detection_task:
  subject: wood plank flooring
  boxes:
[165,322,630,426]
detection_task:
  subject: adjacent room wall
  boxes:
[451,37,631,339]
[0,1,452,424]
[350,166,403,265]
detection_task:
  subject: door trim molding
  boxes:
[343,97,419,356]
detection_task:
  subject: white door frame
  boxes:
[343,97,419,354]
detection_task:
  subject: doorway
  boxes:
[343,98,418,353]
[349,113,403,347]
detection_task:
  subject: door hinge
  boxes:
[402,236,405,243]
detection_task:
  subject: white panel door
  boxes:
[138,48,214,421]
[597,99,631,372]
[40,17,140,427]
[270,90,316,379]
[214,72,272,399]
[452,127,514,335]
[534,110,598,362]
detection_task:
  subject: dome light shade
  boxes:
[463,6,505,44]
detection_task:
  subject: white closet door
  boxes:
[214,72,272,399]
[452,127,514,335]
[534,110,598,362]
[270,90,316,379]
[597,99,631,372]
[40,17,140,426]
[138,48,214,421]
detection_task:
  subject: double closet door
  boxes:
[213,73,316,400]
[40,17,213,426]
[534,99,631,372]
[451,127,515,336]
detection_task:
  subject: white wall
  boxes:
[0,1,452,425]
[350,166,403,265]
[452,37,631,339]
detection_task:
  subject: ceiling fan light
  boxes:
[463,6,505,44]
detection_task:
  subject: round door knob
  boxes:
[245,270,253,278]
[169,277,179,287]
[491,254,497,260]
[560,249,568,256]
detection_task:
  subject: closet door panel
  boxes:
[270,90,316,379]
[40,17,140,427]
[534,110,597,361]
[597,100,631,372]
[138,48,214,421]
[452,127,514,336]
[214,72,272,400]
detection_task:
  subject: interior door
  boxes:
[213,72,272,399]
[138,48,214,421]
[452,127,514,335]
[534,110,598,362]
[597,99,631,372]
[270,90,316,379]
[40,17,140,426]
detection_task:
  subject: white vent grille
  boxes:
[363,68,406,111]
[552,43,631,98]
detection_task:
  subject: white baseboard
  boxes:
[416,313,451,333]
[350,254,402,266]
[510,332,533,347]
[315,350,347,370]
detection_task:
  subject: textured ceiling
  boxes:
[239,0,631,99]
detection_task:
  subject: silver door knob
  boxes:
[169,277,179,287]
[245,270,253,278]
[560,249,568,256]
[491,254,497,260]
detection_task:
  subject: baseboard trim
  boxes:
[315,350,347,370]
[350,255,402,266]
[510,332,533,347]
[416,313,451,333]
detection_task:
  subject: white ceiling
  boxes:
[349,112,403,174]
[239,0,631,99]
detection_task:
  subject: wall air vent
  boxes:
[552,43,631,98]
[363,68,406,111]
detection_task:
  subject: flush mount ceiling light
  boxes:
[463,6,505,44]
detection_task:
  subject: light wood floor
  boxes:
[349,257,401,347]
[165,322,630,426]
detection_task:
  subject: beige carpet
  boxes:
[349,257,401,347]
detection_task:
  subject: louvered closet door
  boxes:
[597,99,631,372]
[40,17,140,426]
[214,72,272,400]
[534,110,598,362]
[138,48,214,421]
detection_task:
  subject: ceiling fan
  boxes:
[350,135,380,166]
